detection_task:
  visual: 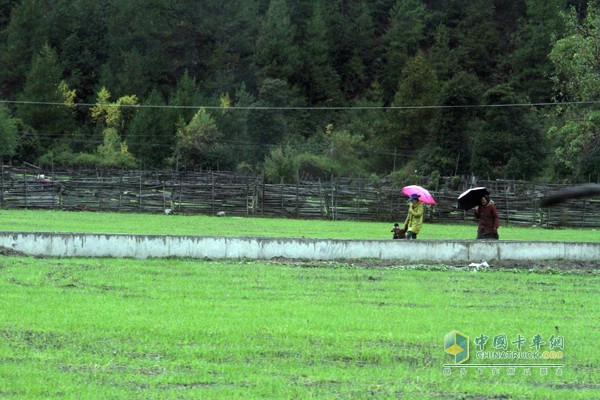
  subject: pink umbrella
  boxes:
[402,185,436,205]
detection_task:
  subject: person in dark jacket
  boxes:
[475,195,499,239]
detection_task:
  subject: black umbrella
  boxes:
[457,187,490,210]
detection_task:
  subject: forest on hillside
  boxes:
[0,0,599,184]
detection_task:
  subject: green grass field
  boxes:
[0,210,598,399]
[0,258,598,399]
[0,209,598,241]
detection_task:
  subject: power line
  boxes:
[3,99,600,110]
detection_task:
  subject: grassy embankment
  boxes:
[0,209,597,242]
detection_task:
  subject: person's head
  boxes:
[408,194,420,203]
[394,223,399,227]
[481,195,490,206]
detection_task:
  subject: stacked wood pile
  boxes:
[1,166,599,228]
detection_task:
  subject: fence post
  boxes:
[356,180,361,220]
[1,165,4,209]
[543,188,549,227]
[331,178,337,221]
[532,183,536,225]
[163,181,167,212]
[211,172,215,214]
[50,164,55,210]
[504,188,509,225]
[295,181,299,218]
[260,177,264,216]
[177,172,182,213]
[280,181,284,217]
[24,172,28,210]
[246,181,249,215]
[253,179,258,216]
[138,171,142,212]
[318,179,324,218]
[99,171,103,211]
[119,172,123,210]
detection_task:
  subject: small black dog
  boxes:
[391,223,406,239]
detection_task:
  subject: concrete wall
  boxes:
[1,231,599,262]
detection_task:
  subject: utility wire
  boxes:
[2,99,600,110]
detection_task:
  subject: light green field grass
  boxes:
[0,258,598,399]
[0,209,597,241]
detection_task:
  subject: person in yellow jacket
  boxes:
[404,194,424,239]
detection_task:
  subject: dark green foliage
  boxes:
[389,52,440,153]
[380,0,427,103]
[0,0,48,97]
[253,0,298,82]
[424,72,483,176]
[329,2,375,97]
[470,84,545,179]
[15,44,76,147]
[295,4,344,106]
[246,79,292,163]
[0,0,595,181]
[546,2,600,182]
[427,24,460,81]
[0,0,19,32]
[0,103,17,160]
[45,0,109,103]
[174,108,224,170]
[296,152,332,181]
[510,0,567,103]
[127,89,174,167]
[264,146,298,183]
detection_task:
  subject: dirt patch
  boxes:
[484,259,600,272]
[0,246,26,256]
[269,258,600,272]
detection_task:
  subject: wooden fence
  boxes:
[1,166,600,228]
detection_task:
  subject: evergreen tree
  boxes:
[127,89,174,167]
[416,71,483,176]
[427,24,459,81]
[429,0,505,79]
[253,0,298,81]
[389,52,440,153]
[101,0,186,97]
[510,0,567,103]
[470,84,545,179]
[324,124,369,178]
[175,108,224,169]
[168,71,203,126]
[0,0,19,34]
[381,0,427,102]
[329,1,375,97]
[454,0,504,78]
[45,0,109,103]
[296,4,343,106]
[246,78,290,163]
[0,0,48,97]
[212,83,257,168]
[0,103,18,160]
[340,82,391,173]
[16,44,76,147]
[202,0,261,94]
